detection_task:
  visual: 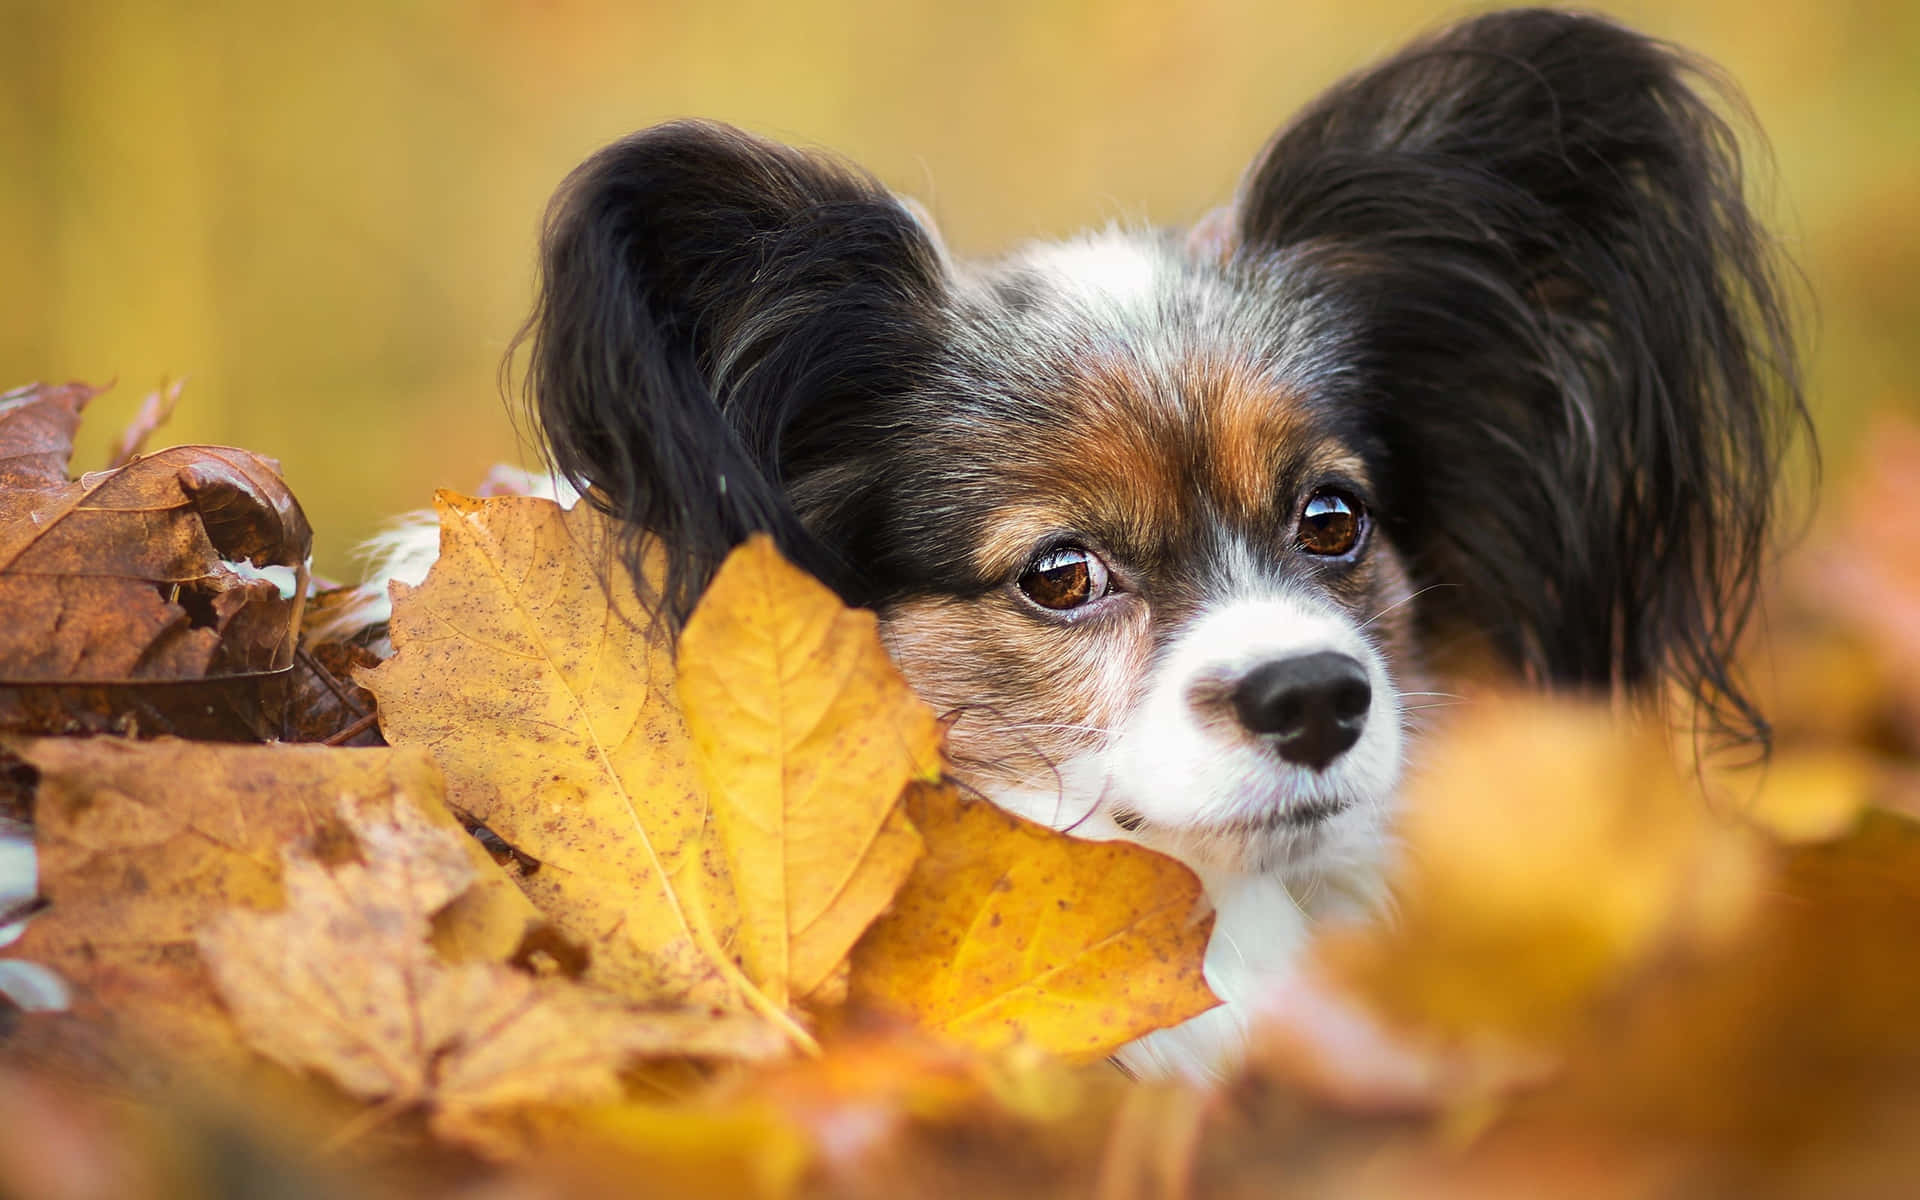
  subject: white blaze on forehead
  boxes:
[1017,234,1162,317]
[1157,593,1368,687]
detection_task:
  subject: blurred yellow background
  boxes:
[2,0,1913,578]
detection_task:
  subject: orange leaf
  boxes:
[849,782,1218,1059]
[1314,697,1766,1044]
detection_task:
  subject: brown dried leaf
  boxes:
[0,673,294,741]
[0,443,307,580]
[1,389,313,684]
[285,642,384,746]
[0,382,98,492]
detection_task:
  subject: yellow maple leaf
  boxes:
[848,782,1219,1059]
[678,536,934,1008]
[362,498,936,1045]
[361,494,747,1014]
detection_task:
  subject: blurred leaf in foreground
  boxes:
[850,781,1218,1059]
[1312,697,1767,1047]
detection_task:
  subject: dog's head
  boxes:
[520,10,1805,879]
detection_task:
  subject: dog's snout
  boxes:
[1231,652,1371,771]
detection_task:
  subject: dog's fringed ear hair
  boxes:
[1232,9,1808,746]
[518,120,947,621]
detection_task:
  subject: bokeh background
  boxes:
[2,0,1914,579]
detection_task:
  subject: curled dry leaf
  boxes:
[849,782,1218,1059]
[0,381,313,690]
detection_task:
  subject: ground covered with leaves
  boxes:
[2,381,1917,1198]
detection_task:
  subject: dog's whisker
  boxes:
[990,721,1125,738]
[1357,582,1456,631]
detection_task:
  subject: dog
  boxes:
[334,8,1805,1079]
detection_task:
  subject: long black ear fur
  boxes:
[519,120,946,621]
[1235,9,1808,746]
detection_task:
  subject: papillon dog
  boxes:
[337,9,1805,1079]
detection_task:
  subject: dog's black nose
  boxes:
[1232,652,1371,771]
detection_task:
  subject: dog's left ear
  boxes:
[518,121,949,621]
[1229,9,1808,745]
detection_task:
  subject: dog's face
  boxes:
[522,9,1803,893]
[860,236,1414,876]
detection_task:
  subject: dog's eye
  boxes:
[1017,546,1110,611]
[1297,490,1365,557]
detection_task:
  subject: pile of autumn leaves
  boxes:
[4,379,1920,1199]
[0,382,1218,1184]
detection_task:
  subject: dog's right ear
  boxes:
[520,120,948,620]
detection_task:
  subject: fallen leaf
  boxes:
[285,642,384,746]
[364,501,941,1048]
[2,738,538,1070]
[0,672,296,741]
[360,494,756,1016]
[0,381,313,684]
[198,793,783,1144]
[0,382,97,492]
[678,535,932,1007]
[848,782,1218,1059]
